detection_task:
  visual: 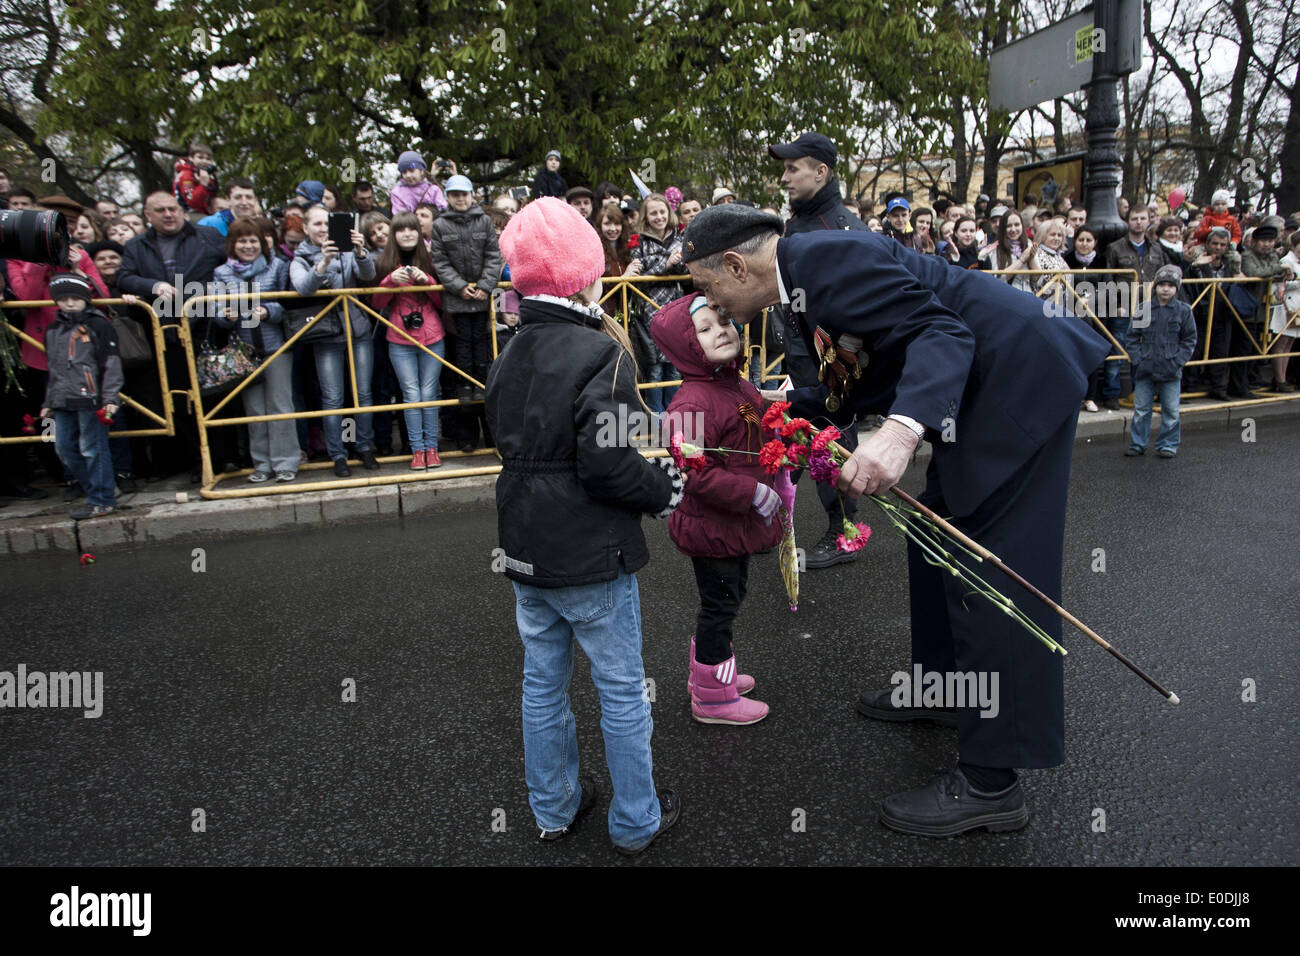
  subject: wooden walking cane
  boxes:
[887,483,1181,705]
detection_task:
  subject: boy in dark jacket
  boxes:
[652,294,781,726]
[429,175,502,410]
[40,272,123,518]
[1124,264,1197,459]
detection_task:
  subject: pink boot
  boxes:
[689,654,769,725]
[687,636,755,696]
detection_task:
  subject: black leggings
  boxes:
[692,555,751,665]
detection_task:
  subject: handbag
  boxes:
[282,293,345,344]
[112,314,153,369]
[196,324,261,401]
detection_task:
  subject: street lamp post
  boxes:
[1082,0,1126,247]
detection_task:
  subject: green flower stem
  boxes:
[867,494,1065,655]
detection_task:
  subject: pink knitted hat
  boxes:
[499,197,605,298]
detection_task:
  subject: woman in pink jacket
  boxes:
[372,213,446,469]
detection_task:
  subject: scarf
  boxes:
[225,254,268,279]
[1073,249,1097,266]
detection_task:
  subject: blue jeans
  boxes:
[314,337,374,461]
[1130,376,1181,452]
[54,409,114,507]
[388,340,445,452]
[513,570,661,849]
[1103,316,1131,398]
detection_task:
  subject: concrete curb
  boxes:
[4,400,1296,557]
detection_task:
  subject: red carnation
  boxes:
[759,439,788,475]
[779,417,812,441]
[684,454,710,473]
[627,234,640,250]
[811,425,841,453]
[785,442,810,467]
[761,401,790,434]
[668,431,686,469]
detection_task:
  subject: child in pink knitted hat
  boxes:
[484,197,685,856]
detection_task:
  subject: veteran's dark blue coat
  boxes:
[778,231,1110,517]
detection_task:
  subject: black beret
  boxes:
[680,204,783,263]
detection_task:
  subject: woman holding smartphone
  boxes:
[289,205,378,477]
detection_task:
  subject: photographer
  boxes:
[373,212,446,470]
[289,204,378,478]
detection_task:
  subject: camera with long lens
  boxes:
[0,207,70,266]
[401,310,424,331]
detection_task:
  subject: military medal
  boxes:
[812,327,864,413]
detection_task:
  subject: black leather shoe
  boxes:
[879,767,1029,837]
[615,789,681,856]
[359,449,380,471]
[1208,390,1230,401]
[333,459,352,478]
[856,687,957,727]
[1102,397,1120,410]
[1124,446,1144,457]
[804,528,859,569]
[115,473,138,494]
[539,775,601,842]
[64,482,85,502]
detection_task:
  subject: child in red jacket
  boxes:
[1191,189,1242,246]
[651,294,781,726]
[173,143,219,216]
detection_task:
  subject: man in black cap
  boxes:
[765,132,868,568]
[681,203,1109,837]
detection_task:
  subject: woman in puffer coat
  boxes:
[210,217,296,481]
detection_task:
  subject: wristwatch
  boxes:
[886,414,926,440]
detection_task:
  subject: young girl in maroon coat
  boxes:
[651,294,781,725]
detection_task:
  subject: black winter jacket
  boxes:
[485,295,683,587]
[777,177,868,422]
[118,222,226,303]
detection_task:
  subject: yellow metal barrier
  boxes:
[29,270,1280,499]
[0,297,176,445]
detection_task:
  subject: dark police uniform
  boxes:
[776,229,1110,768]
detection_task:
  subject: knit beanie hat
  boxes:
[50,271,94,305]
[1153,264,1182,287]
[1211,189,1231,205]
[397,151,427,173]
[499,197,604,298]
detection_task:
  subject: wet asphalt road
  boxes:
[2,414,1297,867]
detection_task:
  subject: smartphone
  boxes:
[327,212,354,250]
[509,186,530,202]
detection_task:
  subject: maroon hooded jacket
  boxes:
[651,296,782,558]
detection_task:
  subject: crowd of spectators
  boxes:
[1,145,1296,507]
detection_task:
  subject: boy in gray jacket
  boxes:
[1124,264,1198,459]
[39,272,123,518]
